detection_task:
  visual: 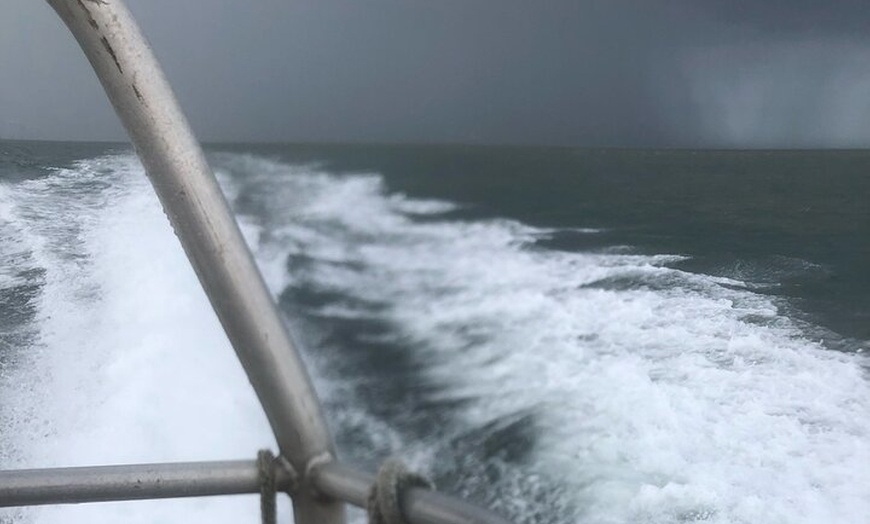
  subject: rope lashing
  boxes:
[257,449,277,524]
[367,459,434,524]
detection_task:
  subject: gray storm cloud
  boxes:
[3,0,870,147]
[675,40,870,147]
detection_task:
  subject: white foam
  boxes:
[0,184,31,291]
[222,156,870,524]
[3,152,869,524]
[0,155,281,523]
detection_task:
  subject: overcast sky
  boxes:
[3,0,870,147]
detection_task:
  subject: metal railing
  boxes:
[0,2,511,523]
[0,461,505,524]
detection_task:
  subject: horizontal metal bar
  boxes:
[0,461,512,524]
[0,460,292,507]
[312,463,512,524]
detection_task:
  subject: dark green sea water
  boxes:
[1,141,868,524]
[219,143,870,347]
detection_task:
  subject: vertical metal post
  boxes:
[43,1,344,523]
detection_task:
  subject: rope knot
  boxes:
[257,449,277,524]
[367,458,434,524]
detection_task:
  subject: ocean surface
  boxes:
[1,141,868,524]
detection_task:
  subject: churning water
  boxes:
[1,142,868,523]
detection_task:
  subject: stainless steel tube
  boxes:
[0,461,512,524]
[43,1,343,522]
[0,461,293,507]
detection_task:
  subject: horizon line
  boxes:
[2,137,870,153]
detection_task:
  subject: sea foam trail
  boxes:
[219,154,870,524]
[1,152,869,524]
[0,155,283,523]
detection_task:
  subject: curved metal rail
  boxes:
[0,1,514,523]
[44,0,340,521]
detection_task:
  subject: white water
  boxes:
[0,156,283,523]
[2,153,869,523]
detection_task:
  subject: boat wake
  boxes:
[1,152,868,523]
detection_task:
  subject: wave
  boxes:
[1,152,868,523]
[219,154,870,523]
[0,155,281,523]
